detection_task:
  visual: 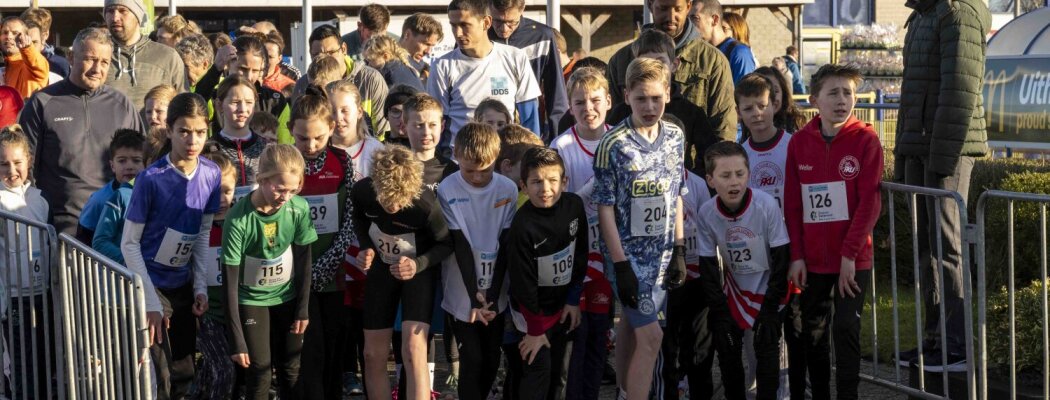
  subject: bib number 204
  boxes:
[643,206,666,222]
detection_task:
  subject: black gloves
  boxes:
[710,307,741,352]
[613,261,639,309]
[665,245,687,289]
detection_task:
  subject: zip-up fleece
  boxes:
[783,115,883,274]
[18,79,145,235]
[106,35,187,109]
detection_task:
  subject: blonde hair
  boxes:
[257,144,305,183]
[454,122,500,164]
[326,80,369,140]
[402,93,443,119]
[0,124,32,163]
[308,55,345,88]
[566,67,609,99]
[144,84,177,105]
[498,124,543,147]
[626,57,671,91]
[362,34,411,67]
[370,146,423,211]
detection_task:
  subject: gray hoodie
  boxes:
[106,35,186,109]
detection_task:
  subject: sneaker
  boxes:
[914,351,968,373]
[344,373,364,396]
[897,341,937,367]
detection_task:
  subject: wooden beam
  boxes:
[590,13,611,35]
[581,9,591,53]
[563,11,584,35]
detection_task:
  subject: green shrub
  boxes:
[981,171,1050,289]
[987,279,1050,376]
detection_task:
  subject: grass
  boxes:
[861,277,919,364]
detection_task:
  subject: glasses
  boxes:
[492,18,521,30]
[388,107,403,118]
[313,48,341,58]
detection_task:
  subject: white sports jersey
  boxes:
[681,170,712,280]
[550,125,609,281]
[427,43,542,141]
[345,136,384,181]
[438,172,519,322]
[696,189,789,329]
[744,130,792,210]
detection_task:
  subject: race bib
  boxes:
[537,241,574,287]
[154,228,197,268]
[368,224,417,265]
[474,250,498,290]
[684,222,700,265]
[721,235,769,275]
[761,186,784,211]
[304,194,340,234]
[205,247,223,287]
[630,196,669,237]
[587,214,600,253]
[802,181,849,223]
[244,248,294,287]
[233,184,257,205]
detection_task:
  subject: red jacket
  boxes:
[784,115,883,274]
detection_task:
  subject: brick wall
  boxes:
[874,0,914,39]
[743,8,795,69]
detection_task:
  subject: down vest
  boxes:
[895,0,991,177]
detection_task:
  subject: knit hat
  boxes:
[0,86,24,129]
[104,0,148,28]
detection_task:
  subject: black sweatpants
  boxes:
[240,300,304,400]
[784,293,807,400]
[450,314,504,400]
[800,270,870,400]
[661,281,715,400]
[152,283,196,400]
[504,321,571,400]
[301,290,349,399]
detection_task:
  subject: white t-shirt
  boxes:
[550,125,608,280]
[438,172,519,322]
[681,170,712,280]
[744,131,792,211]
[427,42,541,141]
[342,136,384,181]
[696,189,789,329]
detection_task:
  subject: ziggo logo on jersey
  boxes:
[631,179,671,197]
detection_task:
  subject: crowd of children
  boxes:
[0,4,887,400]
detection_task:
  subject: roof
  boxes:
[988,6,1050,57]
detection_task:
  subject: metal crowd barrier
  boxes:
[975,190,1050,400]
[56,233,152,400]
[858,182,977,400]
[0,209,60,400]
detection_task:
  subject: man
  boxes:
[487,0,568,142]
[104,0,186,109]
[605,0,737,153]
[342,4,400,61]
[894,0,990,373]
[398,12,444,82]
[294,24,389,135]
[19,27,144,236]
[21,8,69,79]
[0,16,49,99]
[783,45,805,94]
[174,33,212,93]
[691,0,755,84]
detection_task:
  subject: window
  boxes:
[804,0,872,26]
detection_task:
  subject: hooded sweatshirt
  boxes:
[106,35,187,109]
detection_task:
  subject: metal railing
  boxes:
[975,190,1050,400]
[55,233,152,400]
[0,209,61,400]
[858,182,977,400]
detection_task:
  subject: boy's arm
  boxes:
[415,204,453,272]
[350,183,376,251]
[516,100,541,136]
[695,216,727,310]
[92,197,126,264]
[840,136,884,261]
[487,229,511,304]
[292,243,312,321]
[762,244,790,312]
[191,214,215,299]
[597,205,626,263]
[506,224,547,336]
[451,229,483,309]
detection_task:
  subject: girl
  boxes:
[754,66,806,134]
[121,93,222,399]
[210,75,269,206]
[0,124,50,398]
[143,84,178,129]
[327,80,383,181]
[190,149,238,400]
[474,98,513,131]
[353,145,452,400]
[222,144,317,400]
[362,34,424,91]
[289,90,360,399]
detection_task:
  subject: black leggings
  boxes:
[450,314,504,400]
[153,284,196,400]
[239,300,304,400]
[301,290,349,399]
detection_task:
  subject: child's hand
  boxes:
[468,292,497,325]
[788,259,807,289]
[560,305,581,332]
[231,353,250,368]
[192,294,208,316]
[390,256,417,280]
[357,249,375,270]
[838,256,860,298]
[146,311,168,346]
[518,334,550,365]
[290,319,309,335]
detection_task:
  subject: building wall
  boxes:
[742,7,795,68]
[558,7,639,62]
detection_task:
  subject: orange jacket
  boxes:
[4,46,50,99]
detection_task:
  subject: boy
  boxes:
[549,66,614,400]
[249,112,279,143]
[78,129,146,244]
[696,141,790,400]
[496,124,544,208]
[438,122,518,400]
[505,147,588,400]
[428,0,542,153]
[593,57,687,400]
[605,29,720,175]
[738,73,791,211]
[784,64,882,400]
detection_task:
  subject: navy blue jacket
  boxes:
[489,17,568,142]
